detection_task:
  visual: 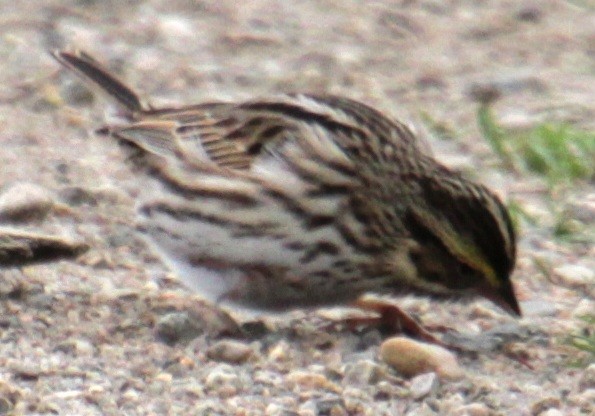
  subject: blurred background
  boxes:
[0,1,593,414]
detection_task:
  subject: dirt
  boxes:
[0,1,593,415]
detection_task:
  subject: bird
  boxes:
[51,49,521,343]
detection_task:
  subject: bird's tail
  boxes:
[51,49,150,114]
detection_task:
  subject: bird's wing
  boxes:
[106,94,368,174]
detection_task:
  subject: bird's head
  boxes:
[401,170,520,315]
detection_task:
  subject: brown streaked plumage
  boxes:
[51,49,520,337]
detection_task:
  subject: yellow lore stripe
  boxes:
[411,206,500,288]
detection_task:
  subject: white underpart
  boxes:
[141,235,246,304]
[137,137,352,307]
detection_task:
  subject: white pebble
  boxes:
[268,341,291,362]
[158,15,194,39]
[520,299,557,317]
[572,299,595,319]
[579,363,595,391]
[265,403,293,416]
[554,265,594,285]
[409,372,438,399]
[539,410,564,416]
[0,182,54,222]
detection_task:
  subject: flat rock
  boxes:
[0,228,88,267]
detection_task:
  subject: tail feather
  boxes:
[51,49,150,114]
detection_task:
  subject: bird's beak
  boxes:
[476,280,522,317]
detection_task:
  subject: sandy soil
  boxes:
[0,1,593,415]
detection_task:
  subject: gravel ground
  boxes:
[0,1,594,415]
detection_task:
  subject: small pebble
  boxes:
[298,399,318,416]
[154,373,173,383]
[553,265,593,286]
[452,402,490,416]
[35,400,62,414]
[0,397,12,414]
[0,269,25,298]
[566,196,595,223]
[531,397,561,415]
[579,363,595,391]
[54,339,95,356]
[158,15,194,39]
[468,73,546,102]
[538,410,564,416]
[154,312,204,345]
[569,388,595,412]
[379,337,464,380]
[265,403,298,416]
[87,384,106,395]
[306,397,346,416]
[27,293,55,310]
[409,372,438,400]
[572,299,595,318]
[268,341,291,362]
[10,363,42,381]
[163,356,195,377]
[515,5,542,23]
[191,400,226,414]
[240,319,270,338]
[204,364,241,395]
[285,370,340,393]
[206,340,254,364]
[405,402,439,416]
[520,299,557,317]
[0,183,54,222]
[0,380,21,414]
[121,389,141,403]
[59,81,95,106]
[342,359,385,385]
[59,186,98,206]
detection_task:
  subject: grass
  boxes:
[477,105,595,243]
[533,257,594,366]
[565,315,595,366]
[477,105,595,187]
[419,111,457,141]
[564,0,595,10]
[470,89,595,369]
[421,105,594,242]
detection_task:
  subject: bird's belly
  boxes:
[134,165,366,310]
[139,223,367,311]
